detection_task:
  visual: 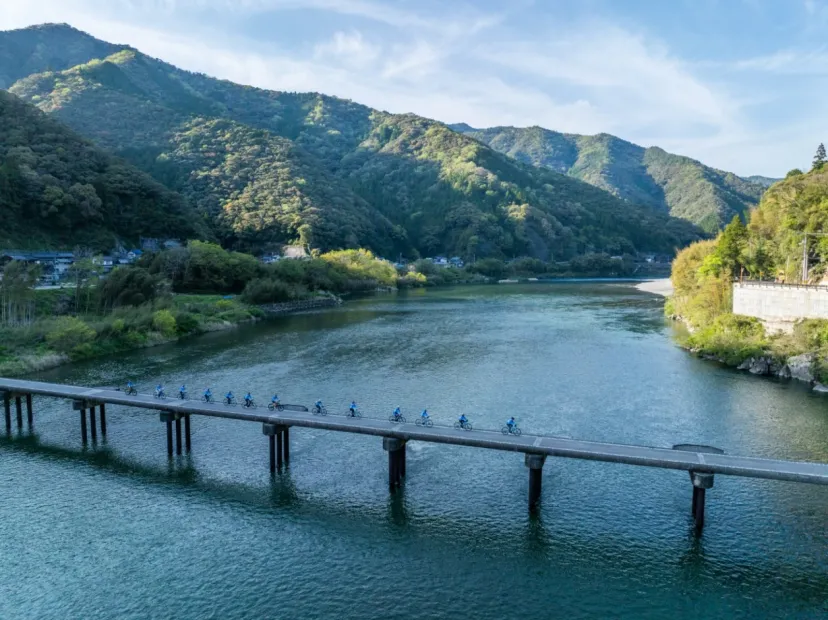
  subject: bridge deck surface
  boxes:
[2,378,828,485]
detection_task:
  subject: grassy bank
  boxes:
[0,294,268,377]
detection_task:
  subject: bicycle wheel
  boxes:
[415,418,423,426]
[501,426,509,435]
[321,407,328,416]
[355,411,362,418]
[465,423,473,431]
[513,427,522,436]
[425,418,433,427]
[399,416,406,424]
[453,421,461,429]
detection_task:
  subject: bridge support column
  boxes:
[99,403,107,437]
[383,438,406,491]
[525,454,546,512]
[89,406,97,443]
[26,394,33,428]
[184,415,191,453]
[263,423,288,472]
[15,396,22,429]
[80,407,88,445]
[160,412,174,457]
[690,472,714,532]
[175,415,183,455]
[3,392,10,433]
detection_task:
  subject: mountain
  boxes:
[451,124,766,234]
[745,175,781,188]
[0,89,206,249]
[1,24,705,259]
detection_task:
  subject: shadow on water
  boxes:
[3,432,828,607]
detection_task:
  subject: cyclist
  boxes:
[203,387,213,402]
[225,390,234,405]
[314,399,323,413]
[126,380,136,394]
[244,392,254,407]
[420,409,429,420]
[392,406,402,421]
[458,413,468,429]
[155,384,164,398]
[179,384,187,399]
[349,401,357,417]
[506,416,516,431]
[271,394,280,407]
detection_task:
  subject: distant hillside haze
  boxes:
[1,23,705,257]
[451,124,768,234]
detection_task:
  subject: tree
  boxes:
[813,143,826,171]
[0,261,41,326]
[786,168,804,178]
[716,215,748,276]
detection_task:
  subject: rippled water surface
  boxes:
[1,283,827,619]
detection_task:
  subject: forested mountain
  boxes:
[2,23,705,258]
[0,90,206,249]
[451,124,766,234]
[745,175,781,188]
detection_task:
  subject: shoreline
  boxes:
[634,279,674,297]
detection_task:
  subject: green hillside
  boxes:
[2,24,704,258]
[452,124,766,234]
[0,90,206,249]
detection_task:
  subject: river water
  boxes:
[1,283,826,619]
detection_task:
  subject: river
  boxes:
[1,283,827,619]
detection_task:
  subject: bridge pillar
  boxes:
[263,423,288,472]
[690,472,714,532]
[525,454,546,512]
[100,403,107,437]
[25,394,33,428]
[160,412,174,457]
[15,396,22,429]
[184,414,191,453]
[175,415,183,455]
[382,438,406,491]
[80,406,88,444]
[3,391,10,433]
[89,406,97,443]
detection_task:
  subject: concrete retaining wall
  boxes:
[733,282,828,332]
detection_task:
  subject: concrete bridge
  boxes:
[3,378,828,532]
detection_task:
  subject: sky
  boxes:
[2,0,827,177]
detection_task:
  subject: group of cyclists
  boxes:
[126,382,520,433]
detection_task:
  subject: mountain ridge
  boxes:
[450,123,767,233]
[1,23,704,257]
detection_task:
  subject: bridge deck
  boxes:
[2,378,828,485]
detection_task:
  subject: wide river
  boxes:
[1,283,827,619]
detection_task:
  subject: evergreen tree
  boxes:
[813,143,826,171]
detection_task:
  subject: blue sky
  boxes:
[2,0,827,176]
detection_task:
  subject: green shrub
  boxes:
[685,313,768,365]
[45,317,96,353]
[152,309,177,338]
[214,299,235,311]
[241,278,296,304]
[174,312,201,335]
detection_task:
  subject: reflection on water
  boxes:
[1,283,827,619]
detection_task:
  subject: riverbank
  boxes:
[0,295,341,378]
[635,279,674,297]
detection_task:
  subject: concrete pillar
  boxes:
[184,415,191,453]
[160,412,174,457]
[3,392,10,433]
[525,454,546,512]
[100,403,107,437]
[175,415,182,455]
[383,438,405,491]
[690,471,714,532]
[15,396,22,429]
[263,423,282,472]
[283,427,290,464]
[80,408,88,445]
[89,406,97,443]
[25,394,33,428]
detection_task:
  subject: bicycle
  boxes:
[243,399,257,409]
[267,402,285,411]
[125,385,138,396]
[312,405,328,415]
[389,413,406,424]
[415,416,433,427]
[178,391,188,400]
[154,390,166,400]
[224,396,236,406]
[346,409,362,418]
[202,394,213,403]
[501,424,522,436]
[453,420,473,431]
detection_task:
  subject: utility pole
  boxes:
[803,234,809,283]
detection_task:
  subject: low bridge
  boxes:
[3,378,828,532]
